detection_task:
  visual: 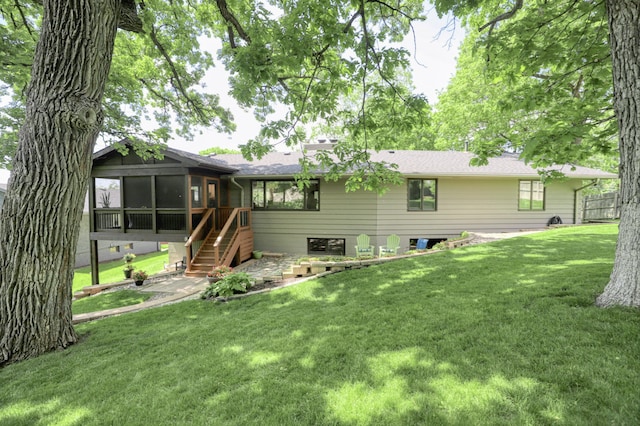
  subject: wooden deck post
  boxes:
[90,240,99,286]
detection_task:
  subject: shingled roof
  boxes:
[92,143,238,174]
[209,150,617,180]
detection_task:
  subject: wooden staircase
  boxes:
[185,231,234,276]
[184,207,253,277]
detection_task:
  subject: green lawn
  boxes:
[73,250,169,294]
[2,224,638,425]
[72,290,153,315]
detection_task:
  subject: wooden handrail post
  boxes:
[185,245,192,270]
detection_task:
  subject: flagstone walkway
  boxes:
[72,253,304,324]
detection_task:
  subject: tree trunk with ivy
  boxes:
[596,0,640,308]
[0,0,121,365]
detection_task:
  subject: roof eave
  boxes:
[192,162,239,174]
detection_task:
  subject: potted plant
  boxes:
[123,253,136,263]
[132,270,148,286]
[123,263,134,279]
[206,265,233,283]
[252,250,263,259]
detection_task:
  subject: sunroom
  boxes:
[89,145,254,284]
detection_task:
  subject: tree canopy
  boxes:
[0,0,429,180]
[433,0,617,173]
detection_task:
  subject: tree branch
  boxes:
[11,0,35,36]
[148,26,210,123]
[138,78,182,112]
[215,0,251,45]
[366,0,417,20]
[479,0,523,34]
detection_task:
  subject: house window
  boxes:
[307,238,345,256]
[190,177,203,208]
[519,180,545,210]
[207,180,218,208]
[252,180,320,211]
[408,179,437,211]
[409,238,445,250]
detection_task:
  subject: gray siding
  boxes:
[375,178,578,252]
[235,179,378,254]
[230,177,584,256]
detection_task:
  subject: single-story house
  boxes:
[89,143,616,284]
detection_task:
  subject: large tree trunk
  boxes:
[596,1,640,308]
[0,0,121,365]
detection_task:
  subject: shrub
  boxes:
[201,272,254,299]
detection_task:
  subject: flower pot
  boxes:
[124,269,133,279]
[135,280,144,286]
[252,251,263,259]
[207,277,220,284]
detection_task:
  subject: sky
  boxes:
[0,9,464,184]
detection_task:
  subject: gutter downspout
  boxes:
[230,177,244,207]
[574,179,598,224]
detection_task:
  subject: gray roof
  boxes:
[163,146,239,173]
[92,143,238,174]
[209,150,617,179]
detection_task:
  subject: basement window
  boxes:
[409,238,445,250]
[307,238,345,256]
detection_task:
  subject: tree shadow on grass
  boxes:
[2,226,638,424]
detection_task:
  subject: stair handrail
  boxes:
[213,207,251,265]
[219,232,242,266]
[213,208,239,264]
[184,208,215,270]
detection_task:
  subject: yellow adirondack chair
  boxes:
[379,234,401,257]
[355,234,374,257]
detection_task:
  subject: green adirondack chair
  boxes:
[355,234,374,257]
[379,234,401,257]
